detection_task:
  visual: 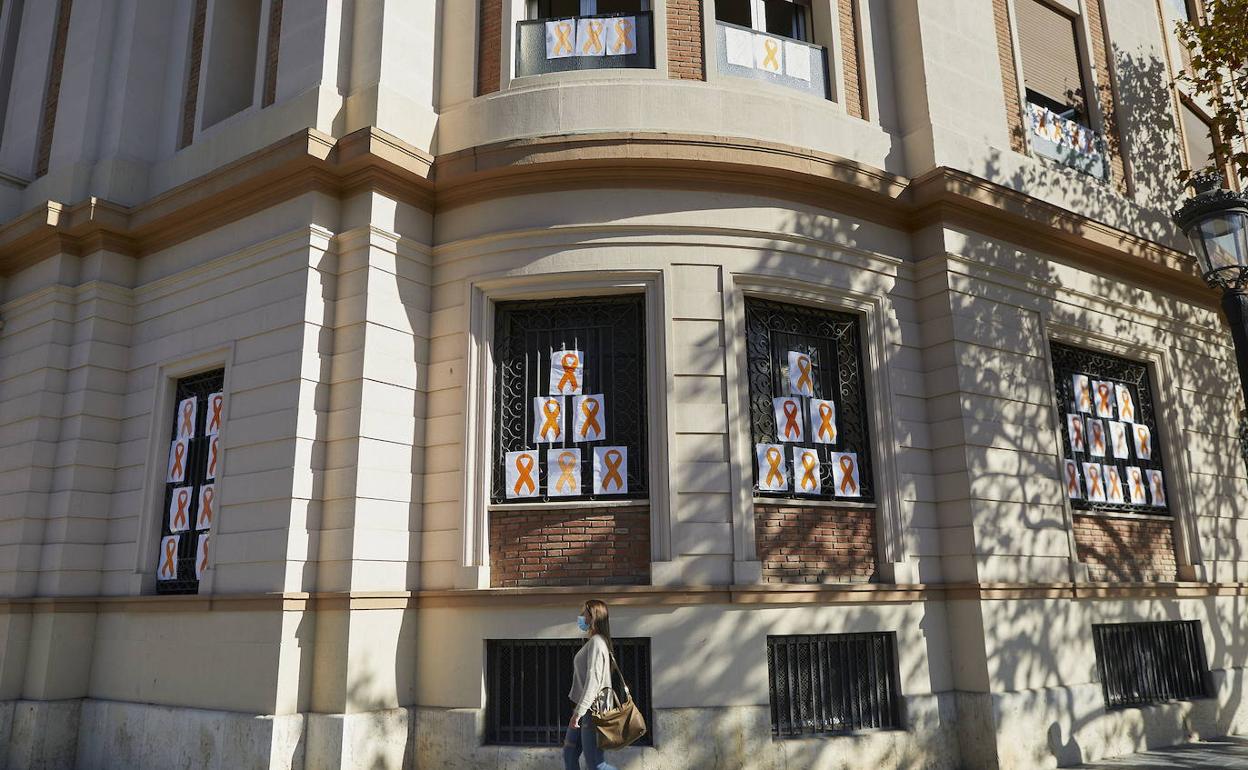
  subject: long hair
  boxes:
[583,599,612,649]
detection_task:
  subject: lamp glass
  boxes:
[1189,209,1248,279]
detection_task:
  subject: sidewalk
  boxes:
[1073,737,1248,768]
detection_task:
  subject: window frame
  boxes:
[526,0,650,21]
[1015,0,1091,126]
[1092,620,1210,709]
[715,0,812,43]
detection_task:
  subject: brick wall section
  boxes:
[755,504,876,583]
[179,0,208,149]
[837,0,865,119]
[991,0,1027,153]
[1083,0,1128,194]
[1073,514,1177,582]
[477,0,501,95]
[261,0,283,107]
[667,0,704,81]
[490,505,650,587]
[34,0,72,177]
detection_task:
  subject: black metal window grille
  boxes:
[1049,342,1169,514]
[767,632,901,737]
[1092,621,1209,709]
[156,369,223,595]
[491,296,647,503]
[485,637,653,746]
[745,297,874,502]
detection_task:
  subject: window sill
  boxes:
[1071,508,1173,523]
[753,497,877,510]
[488,499,648,512]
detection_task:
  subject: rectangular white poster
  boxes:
[196,484,216,530]
[533,395,565,443]
[793,447,821,495]
[1064,458,1081,499]
[169,486,193,533]
[831,452,861,498]
[1085,417,1106,458]
[1125,466,1147,504]
[1115,384,1137,423]
[1092,380,1116,418]
[157,535,179,581]
[810,398,837,444]
[773,396,804,442]
[576,17,606,56]
[786,351,815,397]
[756,443,788,491]
[605,16,637,55]
[724,27,753,67]
[167,438,189,483]
[176,397,197,439]
[206,391,224,436]
[504,450,540,499]
[1132,423,1153,460]
[546,19,576,58]
[1147,469,1167,507]
[1109,421,1130,459]
[1103,464,1126,503]
[1073,374,1093,413]
[206,435,220,480]
[549,349,584,395]
[593,446,628,494]
[754,33,783,73]
[572,394,606,442]
[195,534,210,580]
[1082,462,1107,502]
[1067,413,1085,453]
[547,448,582,496]
[784,41,810,80]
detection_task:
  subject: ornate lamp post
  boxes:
[1173,173,1248,463]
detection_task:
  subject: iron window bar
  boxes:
[766,632,901,737]
[1092,620,1209,709]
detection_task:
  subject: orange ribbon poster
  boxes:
[505,450,540,499]
[547,448,582,497]
[167,438,189,483]
[1108,421,1130,459]
[831,452,860,497]
[196,484,216,530]
[1082,462,1106,502]
[793,447,821,495]
[157,535,179,581]
[1146,469,1166,507]
[195,534,210,580]
[786,351,815,397]
[810,398,837,445]
[755,443,788,492]
[577,18,605,56]
[169,486,192,533]
[1133,424,1152,460]
[755,34,782,72]
[1102,464,1125,503]
[773,397,804,443]
[532,396,565,443]
[573,394,606,442]
[1085,417,1106,458]
[176,396,197,439]
[1092,380,1116,419]
[549,349,583,396]
[206,391,224,436]
[1115,384,1136,424]
[546,20,575,58]
[1064,459,1081,499]
[1066,414,1085,453]
[206,435,220,480]
[1126,466,1147,504]
[593,446,628,494]
[1072,374,1093,413]
[606,16,637,55]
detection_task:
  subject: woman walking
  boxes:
[564,599,618,770]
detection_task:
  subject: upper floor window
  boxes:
[491,296,648,504]
[745,297,874,503]
[1016,0,1087,125]
[1179,99,1216,174]
[201,0,263,129]
[716,0,811,42]
[527,0,648,18]
[516,0,654,76]
[714,0,827,101]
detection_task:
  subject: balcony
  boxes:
[515,12,655,78]
[1025,101,1109,181]
[715,21,830,101]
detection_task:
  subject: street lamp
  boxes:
[1173,172,1248,464]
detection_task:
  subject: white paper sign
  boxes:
[1064,458,1081,499]
[169,486,193,533]
[593,446,628,494]
[533,396,565,443]
[793,447,821,495]
[1103,464,1126,503]
[810,398,837,444]
[547,448,582,496]
[784,41,810,80]
[831,452,861,497]
[1086,417,1106,458]
[1082,462,1107,502]
[773,396,804,442]
[505,450,540,499]
[1067,413,1085,453]
[754,33,783,73]
[549,349,584,395]
[573,394,606,442]
[546,19,576,58]
[1147,469,1167,507]
[195,534,210,580]
[724,27,754,67]
[206,435,220,480]
[176,397,197,439]
[206,391,224,436]
[1092,380,1116,418]
[157,535,179,581]
[1132,423,1153,460]
[787,351,815,396]
[1109,421,1130,459]
[1073,374,1093,413]
[167,438,189,483]
[196,484,216,530]
[576,17,606,56]
[605,16,637,55]
[1115,384,1137,423]
[1126,466,1147,504]
[756,443,788,491]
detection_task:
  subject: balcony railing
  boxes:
[1026,101,1109,181]
[515,12,654,78]
[715,21,829,101]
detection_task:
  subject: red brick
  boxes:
[489,505,649,587]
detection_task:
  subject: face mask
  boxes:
[577,615,590,633]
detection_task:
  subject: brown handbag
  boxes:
[590,652,647,750]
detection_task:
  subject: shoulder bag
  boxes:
[590,651,647,750]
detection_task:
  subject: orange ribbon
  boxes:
[1097,382,1112,413]
[763,447,785,486]
[173,489,189,529]
[1090,423,1104,453]
[579,398,602,438]
[556,352,580,392]
[1066,463,1079,494]
[512,454,536,495]
[602,449,625,490]
[199,487,214,528]
[539,399,561,440]
[180,401,194,436]
[1107,470,1122,500]
[1135,426,1149,455]
[554,451,579,492]
[781,400,801,439]
[611,18,634,52]
[1130,469,1145,500]
[816,402,835,441]
[207,439,218,477]
[799,451,818,491]
[795,355,813,393]
[762,38,779,70]
[1151,474,1164,503]
[1086,466,1103,498]
[581,20,604,54]
[198,537,210,575]
[553,22,573,54]
[838,456,858,494]
[161,538,177,577]
[209,395,223,433]
[171,442,185,478]
[1118,389,1134,421]
[1071,418,1083,449]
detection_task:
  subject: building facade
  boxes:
[0,0,1245,768]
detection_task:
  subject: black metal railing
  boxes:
[515,12,655,77]
[767,632,901,737]
[485,637,653,746]
[1093,621,1209,709]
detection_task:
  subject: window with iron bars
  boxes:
[767,632,901,737]
[1049,342,1170,514]
[156,369,224,595]
[745,297,874,502]
[485,637,653,746]
[491,296,648,504]
[1092,620,1209,709]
